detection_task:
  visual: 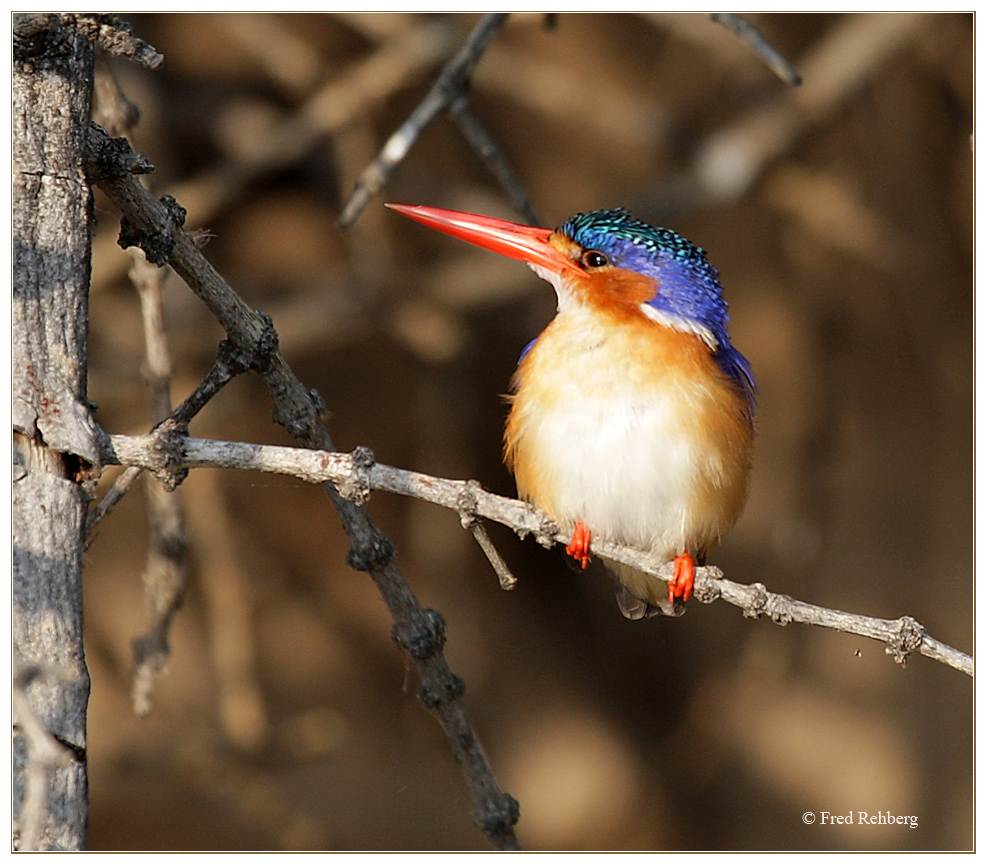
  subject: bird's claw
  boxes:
[669,552,695,604]
[566,521,592,569]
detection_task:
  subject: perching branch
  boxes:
[103,434,974,679]
[338,13,539,228]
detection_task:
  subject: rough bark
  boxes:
[12,18,99,851]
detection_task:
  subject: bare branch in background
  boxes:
[184,471,270,752]
[102,103,264,726]
[710,13,802,86]
[126,254,189,718]
[338,13,540,229]
[90,17,457,291]
[103,434,975,679]
[640,13,931,218]
[449,102,540,226]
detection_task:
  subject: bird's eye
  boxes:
[581,250,609,269]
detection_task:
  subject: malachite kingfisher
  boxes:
[387,203,755,619]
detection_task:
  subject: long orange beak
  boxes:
[386,203,583,277]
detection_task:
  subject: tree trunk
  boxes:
[12,17,100,851]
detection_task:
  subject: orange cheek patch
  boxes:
[581,269,659,322]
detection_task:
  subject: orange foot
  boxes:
[669,552,695,604]
[565,521,592,570]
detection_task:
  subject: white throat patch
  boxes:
[528,263,582,314]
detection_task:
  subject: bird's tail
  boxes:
[604,558,685,619]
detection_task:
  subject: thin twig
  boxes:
[157,337,265,444]
[338,13,531,229]
[103,434,973,678]
[84,465,143,545]
[468,521,518,591]
[710,13,802,86]
[88,126,521,850]
[84,333,256,541]
[458,480,518,590]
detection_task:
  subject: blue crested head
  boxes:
[559,209,727,340]
[558,208,755,409]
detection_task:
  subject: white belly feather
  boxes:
[525,387,695,556]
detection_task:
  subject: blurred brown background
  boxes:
[82,13,972,851]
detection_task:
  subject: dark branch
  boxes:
[711,13,802,86]
[337,13,537,229]
[89,130,520,849]
[449,102,540,226]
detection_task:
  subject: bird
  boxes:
[387,202,754,619]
